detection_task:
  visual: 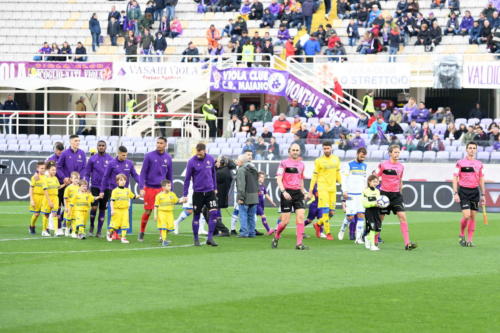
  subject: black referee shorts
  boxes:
[458,186,480,211]
[280,189,305,213]
[379,190,405,215]
[91,187,110,210]
[193,191,218,215]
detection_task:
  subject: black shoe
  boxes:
[138,232,144,242]
[295,244,309,250]
[89,227,94,234]
[271,237,279,249]
[302,233,310,239]
[255,229,264,236]
[466,241,474,247]
[206,239,218,247]
[459,236,466,247]
[29,226,35,235]
[405,242,418,251]
[95,232,101,238]
[194,239,201,246]
[231,230,238,236]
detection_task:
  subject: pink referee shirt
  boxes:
[277,158,304,190]
[377,160,404,192]
[453,159,483,188]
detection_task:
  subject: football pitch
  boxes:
[1,201,499,332]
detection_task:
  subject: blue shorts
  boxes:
[256,205,264,216]
[307,202,322,220]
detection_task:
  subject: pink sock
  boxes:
[375,233,379,244]
[459,217,468,237]
[400,222,410,246]
[275,222,287,239]
[296,223,304,245]
[467,219,476,243]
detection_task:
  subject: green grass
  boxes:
[0,201,499,332]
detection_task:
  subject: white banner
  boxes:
[314,62,411,89]
[462,62,500,89]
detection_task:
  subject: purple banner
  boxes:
[210,67,358,119]
[0,61,113,81]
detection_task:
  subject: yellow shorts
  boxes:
[157,213,174,231]
[63,208,74,222]
[318,191,337,211]
[110,209,129,230]
[30,194,45,213]
[73,211,89,228]
[42,196,59,215]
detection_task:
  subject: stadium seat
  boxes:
[0,144,7,151]
[135,147,147,154]
[445,145,457,152]
[422,151,436,162]
[450,151,464,160]
[31,144,42,152]
[221,147,232,156]
[369,150,383,161]
[485,146,494,152]
[345,150,357,160]
[235,132,247,139]
[399,150,409,161]
[409,151,423,162]
[7,144,18,151]
[209,147,221,156]
[436,151,450,161]
[40,134,50,140]
[307,149,320,158]
[231,148,241,156]
[206,142,217,151]
[477,152,490,162]
[333,150,345,160]
[490,152,500,163]
[42,144,53,152]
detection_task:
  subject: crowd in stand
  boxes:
[35,41,88,62]
[213,95,500,160]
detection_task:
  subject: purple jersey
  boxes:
[139,150,173,189]
[258,184,267,208]
[56,148,87,180]
[100,157,140,191]
[82,153,113,188]
[183,154,217,196]
[47,153,64,183]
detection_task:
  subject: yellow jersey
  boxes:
[111,187,135,209]
[70,192,94,213]
[310,154,342,192]
[30,174,47,195]
[45,176,60,197]
[155,191,179,212]
[64,184,79,204]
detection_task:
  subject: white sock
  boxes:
[355,217,365,241]
[174,210,190,233]
[231,208,239,230]
[199,214,207,232]
[341,216,350,232]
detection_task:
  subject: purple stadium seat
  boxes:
[345,150,357,160]
[30,144,42,152]
[399,150,409,161]
[409,151,423,162]
[422,151,436,162]
[215,137,226,144]
[369,150,383,161]
[209,147,221,156]
[490,151,500,163]
[307,149,320,158]
[334,150,345,159]
[221,147,232,156]
[226,137,237,144]
[477,152,490,162]
[445,145,457,152]
[450,151,464,160]
[485,146,494,152]
[0,144,7,151]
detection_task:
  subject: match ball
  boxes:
[377,195,390,208]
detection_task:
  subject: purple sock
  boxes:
[208,210,218,241]
[304,219,311,226]
[261,216,270,232]
[192,214,200,241]
[89,209,97,229]
[349,217,356,240]
[97,209,106,233]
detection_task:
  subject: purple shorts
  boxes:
[256,205,264,216]
[307,202,321,221]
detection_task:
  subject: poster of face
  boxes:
[433,55,462,89]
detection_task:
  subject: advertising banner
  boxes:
[462,62,500,89]
[313,62,411,89]
[210,67,358,120]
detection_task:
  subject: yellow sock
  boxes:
[30,214,38,227]
[42,215,49,231]
[161,230,167,241]
[321,214,330,234]
[71,220,77,233]
[121,230,127,239]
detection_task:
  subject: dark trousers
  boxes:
[324,0,331,14]
[207,119,217,138]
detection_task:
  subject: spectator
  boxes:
[107,17,120,46]
[445,12,460,35]
[140,28,154,62]
[153,32,167,60]
[158,15,170,37]
[261,40,274,65]
[430,21,442,47]
[164,0,178,21]
[260,9,275,28]
[306,127,320,145]
[206,24,221,49]
[138,13,154,35]
[47,43,61,61]
[241,138,256,155]
[273,113,292,133]
[459,11,474,36]
[416,135,431,152]
[287,99,302,117]
[291,115,302,134]
[2,94,17,133]
[362,91,375,115]
[35,42,51,61]
[444,122,462,141]
[402,97,417,122]
[448,0,460,15]
[284,37,296,58]
[228,98,243,119]
[242,40,255,67]
[469,21,482,44]
[241,115,252,133]
[332,77,344,102]
[337,133,350,150]
[368,117,388,135]
[411,102,429,123]
[254,137,267,159]
[60,41,72,61]
[386,120,403,135]
[124,30,138,62]
[321,124,335,139]
[108,5,121,22]
[428,134,445,152]
[474,126,489,146]
[389,109,402,123]
[127,1,142,35]
[275,25,291,46]
[415,23,432,49]
[469,102,483,119]
[489,11,499,28]
[332,119,350,139]
[268,0,280,19]
[380,103,391,123]
[303,34,321,62]
[292,134,306,156]
[240,0,252,19]
[74,42,87,61]
[357,113,369,130]
[221,19,233,37]
[235,153,259,238]
[290,7,304,29]
[443,107,455,124]
[260,127,272,141]
[300,100,316,118]
[181,42,200,62]
[395,0,408,18]
[202,99,217,138]
[266,137,280,160]
[483,2,496,18]
[407,0,419,15]
[479,20,493,44]
[244,104,259,122]
[324,31,341,59]
[89,13,101,53]
[145,1,155,18]
[462,125,475,145]
[489,126,499,144]
[261,104,273,123]
[316,119,326,134]
[349,130,366,149]
[494,136,500,151]
[222,0,242,12]
[368,4,381,26]
[153,0,165,21]
[75,96,86,135]
[388,26,401,62]
[296,123,309,139]
[170,17,183,38]
[249,0,263,19]
[226,114,242,137]
[302,0,316,31]
[419,121,433,139]
[430,107,445,123]
[456,123,468,138]
[403,135,417,152]
[388,135,402,149]
[314,25,328,46]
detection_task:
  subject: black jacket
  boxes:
[107,21,120,36]
[216,165,234,209]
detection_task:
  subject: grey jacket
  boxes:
[236,162,259,205]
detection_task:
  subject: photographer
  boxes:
[213,156,236,236]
